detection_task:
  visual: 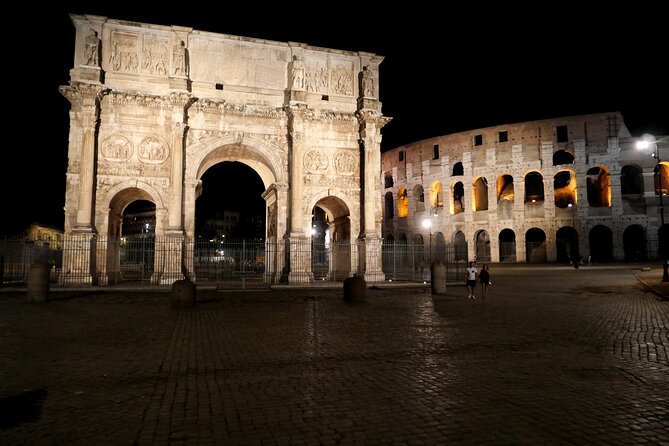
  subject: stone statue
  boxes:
[360,65,375,98]
[173,40,187,76]
[84,29,99,66]
[291,55,305,90]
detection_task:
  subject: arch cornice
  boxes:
[186,132,286,188]
[102,179,166,211]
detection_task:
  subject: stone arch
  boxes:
[430,180,444,211]
[525,227,547,262]
[452,162,464,176]
[621,164,644,195]
[554,169,577,208]
[102,180,166,237]
[472,177,489,211]
[188,136,284,188]
[452,181,465,214]
[586,165,611,207]
[654,162,669,195]
[553,149,574,166]
[556,226,578,263]
[101,183,165,286]
[497,174,514,202]
[413,184,425,212]
[623,224,646,261]
[524,171,544,203]
[498,228,516,262]
[475,229,491,262]
[384,192,394,219]
[397,187,408,217]
[310,194,353,280]
[453,231,467,261]
[589,225,613,262]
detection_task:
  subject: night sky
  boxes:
[3,3,667,235]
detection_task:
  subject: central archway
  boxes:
[311,196,351,281]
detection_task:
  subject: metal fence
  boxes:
[2,234,660,288]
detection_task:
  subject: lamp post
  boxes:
[637,134,669,282]
[567,202,579,268]
[422,218,433,266]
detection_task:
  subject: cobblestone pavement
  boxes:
[1,265,668,445]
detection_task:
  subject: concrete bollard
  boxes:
[171,277,196,308]
[27,262,50,303]
[343,275,367,302]
[431,261,447,295]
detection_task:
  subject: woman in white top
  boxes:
[465,261,477,299]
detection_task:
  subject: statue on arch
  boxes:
[291,55,305,90]
[84,29,99,66]
[173,40,187,76]
[360,65,375,98]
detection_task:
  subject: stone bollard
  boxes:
[431,261,447,295]
[171,277,196,308]
[27,261,50,303]
[343,275,367,302]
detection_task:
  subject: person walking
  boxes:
[479,264,491,299]
[465,261,477,299]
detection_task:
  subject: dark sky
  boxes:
[3,3,667,234]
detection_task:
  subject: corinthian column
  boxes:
[168,122,186,231]
[357,110,391,282]
[286,105,312,283]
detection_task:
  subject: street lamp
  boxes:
[567,202,579,268]
[422,218,433,266]
[637,134,669,282]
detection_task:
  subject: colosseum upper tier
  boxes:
[381,112,668,264]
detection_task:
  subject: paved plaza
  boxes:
[1,265,668,445]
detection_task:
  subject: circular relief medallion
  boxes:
[101,135,133,161]
[304,149,329,173]
[333,151,356,175]
[138,136,169,164]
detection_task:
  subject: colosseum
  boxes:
[381,112,668,269]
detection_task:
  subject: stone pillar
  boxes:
[357,109,391,283]
[286,105,311,284]
[168,122,186,231]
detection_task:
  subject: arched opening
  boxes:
[623,225,646,261]
[384,192,394,219]
[524,172,544,203]
[453,231,467,261]
[311,196,351,281]
[475,230,491,262]
[525,228,547,262]
[413,184,425,212]
[659,224,669,261]
[430,181,444,211]
[397,187,408,218]
[589,225,613,262]
[433,232,446,264]
[620,165,646,214]
[553,149,574,166]
[554,170,577,208]
[119,199,156,284]
[497,174,514,219]
[194,162,266,284]
[586,166,611,207]
[452,162,464,176]
[555,226,578,263]
[472,177,489,211]
[452,181,465,214]
[413,233,425,267]
[498,228,516,262]
[654,162,669,195]
[497,174,514,202]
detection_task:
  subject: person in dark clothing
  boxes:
[479,264,491,299]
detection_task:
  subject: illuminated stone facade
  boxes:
[60,14,388,285]
[381,112,668,263]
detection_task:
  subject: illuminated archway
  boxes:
[472,177,489,211]
[311,195,351,281]
[586,166,611,207]
[397,187,408,218]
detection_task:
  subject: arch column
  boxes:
[59,83,106,285]
[357,111,390,282]
[287,105,311,284]
[263,183,288,284]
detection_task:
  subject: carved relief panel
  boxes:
[305,60,329,93]
[109,32,140,73]
[101,135,133,161]
[141,35,170,75]
[138,136,169,164]
[330,63,354,96]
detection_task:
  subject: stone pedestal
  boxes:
[171,277,196,308]
[343,275,366,302]
[27,262,50,303]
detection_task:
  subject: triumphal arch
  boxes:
[60,14,389,285]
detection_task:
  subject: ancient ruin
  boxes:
[60,14,389,285]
